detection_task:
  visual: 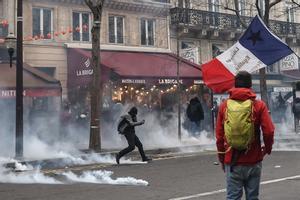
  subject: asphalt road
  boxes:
[1,151,300,200]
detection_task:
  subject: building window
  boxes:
[141,19,155,46]
[238,0,246,16]
[212,44,224,58]
[286,4,295,23]
[181,41,194,49]
[108,16,124,44]
[258,0,265,16]
[208,0,219,12]
[73,12,91,42]
[178,0,191,8]
[32,8,53,39]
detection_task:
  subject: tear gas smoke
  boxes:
[0,97,299,161]
[61,170,148,186]
[0,161,148,185]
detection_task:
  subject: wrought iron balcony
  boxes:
[170,7,300,38]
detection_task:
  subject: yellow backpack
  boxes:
[224,99,255,151]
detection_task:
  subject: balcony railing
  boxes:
[170,7,300,37]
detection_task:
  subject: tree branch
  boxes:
[269,0,282,9]
[255,0,262,17]
[292,0,300,7]
[223,0,247,29]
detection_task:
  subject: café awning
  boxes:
[0,63,61,98]
[67,48,202,87]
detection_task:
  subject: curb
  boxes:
[4,144,214,170]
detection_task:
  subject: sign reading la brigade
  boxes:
[76,58,93,76]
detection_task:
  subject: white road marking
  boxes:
[168,175,300,200]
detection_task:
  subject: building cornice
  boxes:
[30,0,171,16]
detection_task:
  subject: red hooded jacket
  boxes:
[216,88,275,165]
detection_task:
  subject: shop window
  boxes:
[73,12,91,42]
[141,18,155,46]
[32,8,53,39]
[108,16,124,44]
[32,97,49,111]
[208,0,219,12]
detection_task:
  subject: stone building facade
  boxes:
[169,0,300,68]
[1,0,171,97]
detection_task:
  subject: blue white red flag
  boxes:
[202,15,293,93]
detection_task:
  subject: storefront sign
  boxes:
[194,80,203,84]
[121,79,146,84]
[0,89,61,98]
[273,87,293,92]
[1,90,26,98]
[280,54,299,71]
[158,79,183,84]
[76,58,93,77]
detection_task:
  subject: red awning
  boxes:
[0,63,61,98]
[67,48,202,87]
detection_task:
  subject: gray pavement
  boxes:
[0,151,300,200]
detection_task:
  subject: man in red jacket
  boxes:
[216,71,275,200]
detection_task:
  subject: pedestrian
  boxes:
[216,71,275,200]
[186,97,204,136]
[116,106,151,164]
[292,97,300,132]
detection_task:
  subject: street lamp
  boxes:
[5,33,16,68]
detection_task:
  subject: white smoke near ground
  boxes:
[0,161,148,185]
[61,170,148,186]
[0,161,61,184]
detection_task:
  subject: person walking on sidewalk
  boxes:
[216,71,275,200]
[116,106,151,164]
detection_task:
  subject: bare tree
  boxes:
[85,0,105,151]
[292,0,300,7]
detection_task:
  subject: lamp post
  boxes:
[15,0,23,159]
[5,33,16,68]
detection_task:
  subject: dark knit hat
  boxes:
[128,106,138,115]
[235,71,252,88]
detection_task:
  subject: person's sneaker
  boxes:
[142,157,152,162]
[116,153,120,164]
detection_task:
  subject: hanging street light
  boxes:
[5,33,16,68]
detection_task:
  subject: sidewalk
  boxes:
[5,143,215,170]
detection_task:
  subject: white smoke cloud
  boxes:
[0,162,61,184]
[0,160,148,186]
[61,170,148,186]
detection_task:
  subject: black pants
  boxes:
[118,132,146,160]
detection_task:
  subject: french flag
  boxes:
[202,15,293,93]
